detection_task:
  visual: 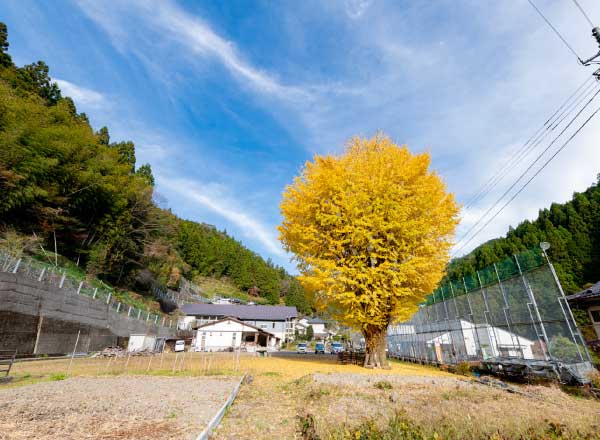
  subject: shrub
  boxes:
[588,369,600,389]
[455,362,471,376]
[549,336,583,363]
[49,373,66,381]
[374,380,393,390]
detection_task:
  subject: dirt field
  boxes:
[213,355,600,440]
[0,375,239,440]
[3,353,600,439]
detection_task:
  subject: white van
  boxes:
[174,340,185,352]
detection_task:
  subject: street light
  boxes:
[540,242,551,252]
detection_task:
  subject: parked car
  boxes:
[330,342,344,354]
[174,340,185,352]
[296,342,308,354]
[315,342,325,354]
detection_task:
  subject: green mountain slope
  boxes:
[447,175,600,294]
[0,23,311,313]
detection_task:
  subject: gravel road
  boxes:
[0,376,240,440]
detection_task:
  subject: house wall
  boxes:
[194,320,248,351]
[190,315,289,344]
[589,306,600,339]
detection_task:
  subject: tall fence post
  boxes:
[493,263,523,358]
[464,277,483,360]
[77,282,83,295]
[105,292,111,304]
[59,272,66,289]
[11,258,22,274]
[438,286,457,364]
[540,250,591,363]
[514,255,551,361]
[477,271,502,358]
[37,267,46,282]
[67,330,81,376]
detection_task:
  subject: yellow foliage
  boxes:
[278,135,459,332]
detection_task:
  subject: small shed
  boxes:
[567,281,600,340]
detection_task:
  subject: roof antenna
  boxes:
[579,27,600,65]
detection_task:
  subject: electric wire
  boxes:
[455,101,600,255]
[456,77,599,246]
[453,83,600,255]
[527,0,582,60]
[571,0,595,28]
[462,75,595,211]
[455,83,600,252]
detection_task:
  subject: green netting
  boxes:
[427,248,546,304]
[463,272,479,291]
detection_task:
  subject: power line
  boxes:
[571,0,595,28]
[462,75,595,211]
[453,83,600,255]
[527,0,582,61]
[456,77,599,246]
[454,101,600,256]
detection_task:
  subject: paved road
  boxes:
[272,351,338,359]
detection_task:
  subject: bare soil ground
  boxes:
[213,358,600,440]
[0,376,239,440]
[3,354,599,439]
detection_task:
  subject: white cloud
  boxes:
[345,0,373,20]
[54,79,106,107]
[76,0,309,101]
[159,177,285,257]
[74,0,600,262]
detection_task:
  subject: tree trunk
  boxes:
[363,326,388,368]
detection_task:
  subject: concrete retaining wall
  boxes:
[0,272,176,355]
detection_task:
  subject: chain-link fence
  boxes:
[387,248,593,383]
[0,251,175,329]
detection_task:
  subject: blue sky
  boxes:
[3,0,600,272]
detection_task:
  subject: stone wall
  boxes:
[0,272,176,355]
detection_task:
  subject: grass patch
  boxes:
[262,371,281,376]
[374,380,393,390]
[49,373,66,381]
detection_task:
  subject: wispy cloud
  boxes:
[159,177,285,257]
[76,0,309,101]
[345,0,373,20]
[54,78,106,107]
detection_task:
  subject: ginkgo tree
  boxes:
[278,135,460,368]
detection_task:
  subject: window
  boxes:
[591,309,600,323]
[272,323,275,329]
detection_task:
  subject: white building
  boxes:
[194,317,280,352]
[307,317,328,340]
[180,303,298,346]
[388,319,537,363]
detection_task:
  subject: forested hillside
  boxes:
[0,23,310,312]
[447,176,600,294]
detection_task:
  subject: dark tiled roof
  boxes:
[566,281,600,302]
[307,317,327,324]
[181,303,298,320]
